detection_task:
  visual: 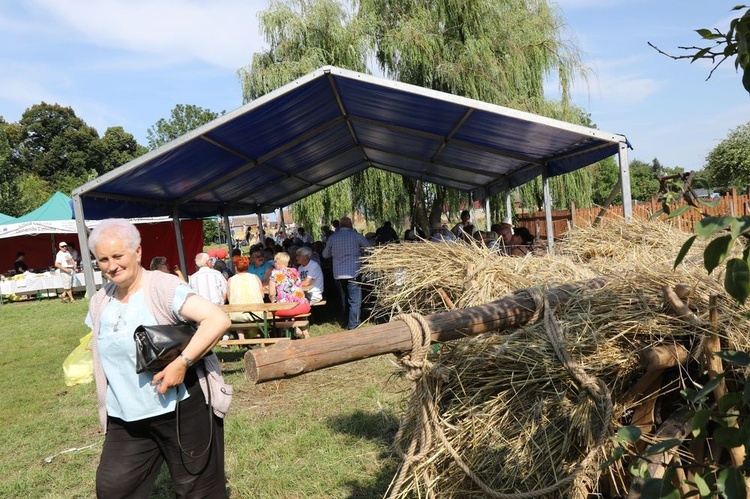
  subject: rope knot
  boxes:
[394,313,435,382]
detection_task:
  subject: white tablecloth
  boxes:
[0,271,103,297]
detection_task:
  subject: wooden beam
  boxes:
[245,278,607,383]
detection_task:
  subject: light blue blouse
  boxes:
[86,284,193,421]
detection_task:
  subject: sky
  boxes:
[1,0,748,173]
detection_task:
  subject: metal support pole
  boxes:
[618,141,633,220]
[484,197,491,231]
[222,211,233,270]
[257,213,264,242]
[171,206,187,278]
[72,194,97,300]
[542,166,554,254]
[506,192,513,220]
[73,194,96,299]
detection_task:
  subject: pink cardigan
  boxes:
[88,269,232,431]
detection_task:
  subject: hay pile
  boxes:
[360,218,750,498]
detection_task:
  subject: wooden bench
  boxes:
[216,302,298,347]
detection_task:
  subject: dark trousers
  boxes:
[335,278,363,330]
[96,370,226,498]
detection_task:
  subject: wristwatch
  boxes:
[179,353,194,367]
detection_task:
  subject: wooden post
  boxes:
[593,178,623,227]
[245,278,608,383]
[570,200,576,229]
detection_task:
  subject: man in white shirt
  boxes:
[188,252,227,305]
[54,241,77,303]
[296,246,324,304]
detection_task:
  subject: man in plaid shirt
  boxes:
[322,216,371,329]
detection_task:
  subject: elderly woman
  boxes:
[86,219,231,498]
[268,251,311,338]
[149,255,185,281]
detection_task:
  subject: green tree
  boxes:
[15,102,102,192]
[242,0,591,233]
[704,122,750,193]
[98,126,147,173]
[239,0,368,100]
[146,104,222,150]
[0,119,21,216]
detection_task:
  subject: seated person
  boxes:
[149,256,185,281]
[269,251,311,338]
[491,219,514,254]
[226,256,265,339]
[247,245,273,286]
[296,246,324,304]
[509,227,535,256]
[13,252,29,274]
[429,223,448,242]
[451,210,472,238]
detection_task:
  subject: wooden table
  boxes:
[219,302,297,341]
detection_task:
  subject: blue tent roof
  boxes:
[9,192,73,223]
[73,66,628,220]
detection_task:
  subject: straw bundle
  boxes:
[362,218,750,497]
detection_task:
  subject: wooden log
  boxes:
[245,277,608,384]
[705,295,749,490]
[623,345,689,433]
[662,285,701,326]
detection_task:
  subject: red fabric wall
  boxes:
[1,219,204,275]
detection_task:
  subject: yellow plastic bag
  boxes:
[63,331,94,386]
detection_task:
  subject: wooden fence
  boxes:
[516,188,750,239]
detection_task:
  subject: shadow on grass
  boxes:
[327,410,401,498]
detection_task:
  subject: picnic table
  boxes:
[217,302,298,347]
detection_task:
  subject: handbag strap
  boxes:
[175,365,213,468]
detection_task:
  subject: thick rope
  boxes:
[388,288,614,498]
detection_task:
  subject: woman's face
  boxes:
[250,252,265,268]
[94,233,142,288]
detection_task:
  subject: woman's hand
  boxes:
[152,358,189,394]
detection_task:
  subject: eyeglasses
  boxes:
[60,245,68,248]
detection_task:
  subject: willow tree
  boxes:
[239,0,372,237]
[240,0,595,235]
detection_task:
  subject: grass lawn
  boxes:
[0,296,408,498]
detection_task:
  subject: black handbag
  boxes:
[133,323,197,374]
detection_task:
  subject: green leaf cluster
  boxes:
[665,5,750,94]
[704,122,750,193]
[675,215,750,303]
[145,104,223,151]
[0,103,147,217]
[605,364,750,498]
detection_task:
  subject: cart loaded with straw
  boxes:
[243,218,750,498]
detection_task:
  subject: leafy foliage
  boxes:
[704,122,750,193]
[650,5,750,93]
[0,103,146,216]
[145,104,222,151]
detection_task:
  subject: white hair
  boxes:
[88,219,141,254]
[195,252,210,267]
[296,246,312,258]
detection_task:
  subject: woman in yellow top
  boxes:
[226,255,265,341]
